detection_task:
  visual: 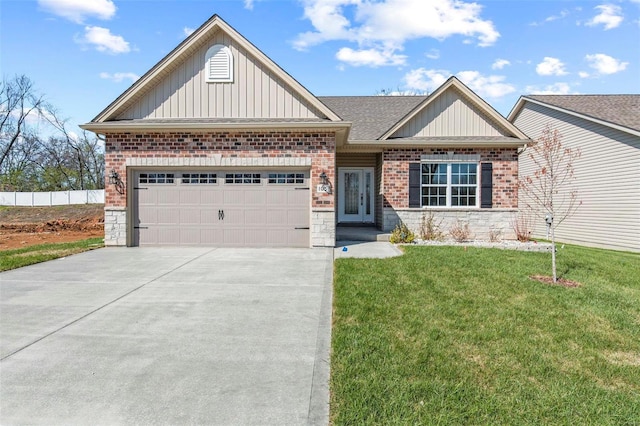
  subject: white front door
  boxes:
[338,168,375,223]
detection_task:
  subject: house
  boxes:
[81,14,529,248]
[509,95,640,253]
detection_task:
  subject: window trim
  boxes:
[420,160,480,208]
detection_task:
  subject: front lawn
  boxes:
[331,245,640,425]
[0,237,104,271]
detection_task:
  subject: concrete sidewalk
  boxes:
[1,247,333,425]
[334,241,403,259]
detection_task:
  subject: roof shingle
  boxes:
[319,96,426,140]
[526,95,640,133]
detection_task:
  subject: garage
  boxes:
[133,170,310,247]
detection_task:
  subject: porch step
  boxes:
[336,227,391,242]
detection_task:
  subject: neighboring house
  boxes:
[82,14,529,248]
[509,95,640,253]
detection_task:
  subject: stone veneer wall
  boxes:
[104,130,336,247]
[383,208,517,241]
[381,147,519,240]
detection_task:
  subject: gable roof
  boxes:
[85,14,341,126]
[508,95,640,137]
[319,96,426,140]
[380,77,528,141]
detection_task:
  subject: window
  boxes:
[421,163,478,207]
[268,173,305,184]
[205,45,233,83]
[181,173,217,184]
[139,173,175,184]
[225,173,261,184]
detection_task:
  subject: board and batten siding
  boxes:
[513,102,640,252]
[117,31,324,120]
[391,88,508,138]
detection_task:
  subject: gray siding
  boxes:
[392,88,508,138]
[513,102,640,252]
[117,31,324,120]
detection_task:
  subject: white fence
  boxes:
[0,190,105,206]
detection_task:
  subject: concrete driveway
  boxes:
[0,247,333,425]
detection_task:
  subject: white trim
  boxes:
[420,160,480,208]
[205,45,233,83]
[337,167,375,223]
[421,153,480,162]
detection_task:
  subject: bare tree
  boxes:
[0,75,47,171]
[519,125,581,282]
[0,75,104,191]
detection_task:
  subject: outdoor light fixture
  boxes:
[320,171,328,185]
[109,169,125,194]
[108,169,120,185]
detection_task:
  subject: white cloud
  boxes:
[183,27,195,37]
[77,26,131,54]
[244,0,255,9]
[578,71,590,78]
[492,59,511,70]
[403,68,515,98]
[536,57,568,76]
[38,0,116,23]
[336,47,406,67]
[426,49,440,60]
[99,72,140,83]
[294,0,499,67]
[531,9,570,26]
[586,4,623,30]
[585,53,628,74]
[525,83,573,95]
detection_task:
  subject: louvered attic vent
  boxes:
[205,45,233,83]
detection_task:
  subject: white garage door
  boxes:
[133,170,310,247]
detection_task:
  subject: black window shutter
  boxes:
[481,162,493,208]
[409,163,421,208]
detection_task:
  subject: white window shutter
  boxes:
[205,45,233,83]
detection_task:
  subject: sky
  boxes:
[2,0,639,133]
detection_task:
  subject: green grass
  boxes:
[0,237,104,271]
[331,245,640,425]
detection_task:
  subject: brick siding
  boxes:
[382,147,518,208]
[104,130,336,208]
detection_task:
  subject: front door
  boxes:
[338,168,375,223]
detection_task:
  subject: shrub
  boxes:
[511,212,533,242]
[488,227,502,242]
[389,222,416,244]
[449,220,473,242]
[420,211,445,241]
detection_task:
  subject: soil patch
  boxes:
[530,275,582,288]
[0,205,104,250]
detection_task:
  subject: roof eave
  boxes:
[81,120,352,132]
[344,138,530,149]
[508,96,640,137]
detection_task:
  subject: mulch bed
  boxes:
[530,275,581,288]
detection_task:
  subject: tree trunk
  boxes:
[551,225,557,283]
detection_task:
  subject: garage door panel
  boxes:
[201,228,223,244]
[179,228,201,245]
[180,209,201,225]
[199,209,218,225]
[198,189,222,205]
[244,209,267,225]
[179,190,201,205]
[135,170,310,247]
[156,189,179,205]
[157,208,180,225]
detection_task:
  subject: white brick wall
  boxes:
[311,210,335,247]
[384,208,517,241]
[104,208,127,246]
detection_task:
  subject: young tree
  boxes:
[519,125,581,282]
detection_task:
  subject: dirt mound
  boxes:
[0,204,104,250]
